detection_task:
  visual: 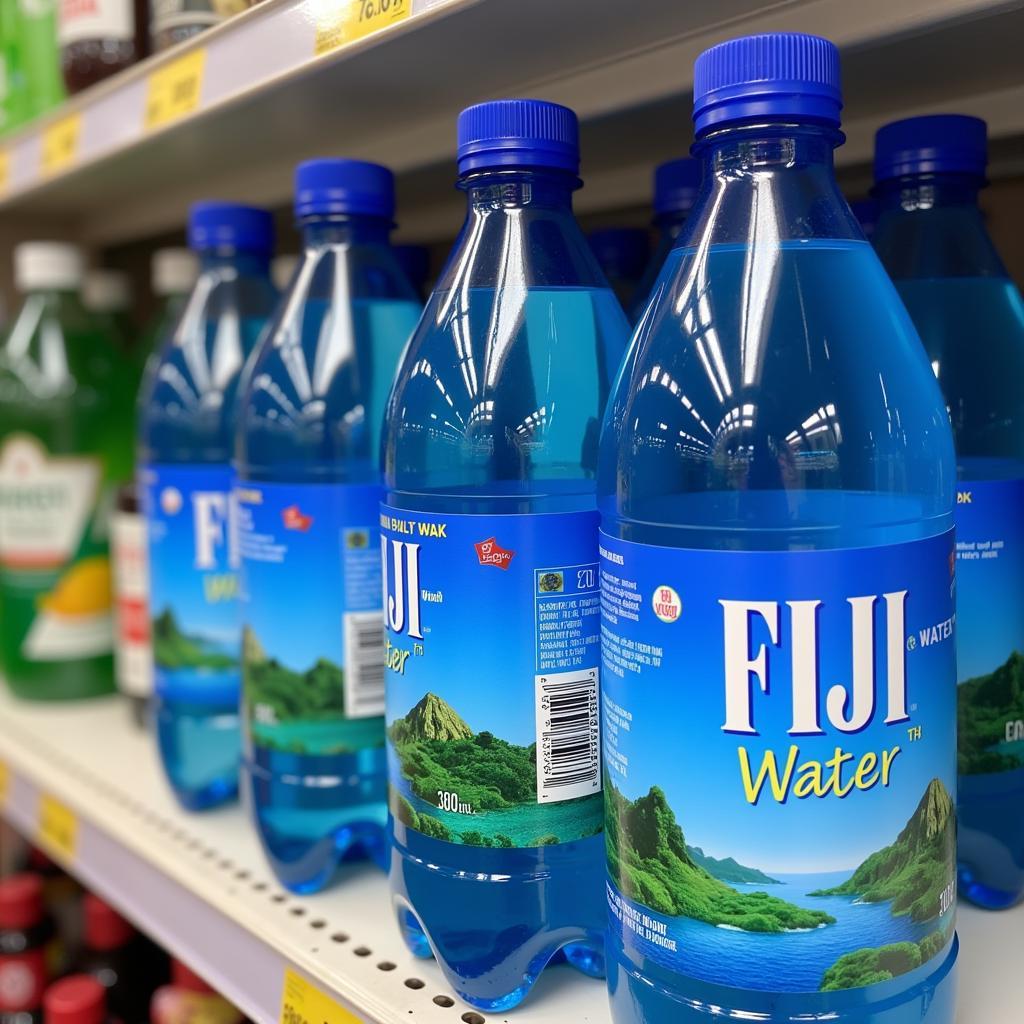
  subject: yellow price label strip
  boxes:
[0,760,9,805]
[315,0,411,55]
[41,114,82,176]
[37,794,77,862]
[279,968,362,1024]
[0,149,10,195]
[145,49,207,131]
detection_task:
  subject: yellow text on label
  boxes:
[145,49,207,131]
[41,115,82,176]
[314,0,411,55]
[37,794,77,861]
[279,968,362,1024]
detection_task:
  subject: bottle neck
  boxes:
[299,215,392,248]
[198,249,270,276]
[460,167,577,212]
[683,123,858,248]
[873,173,1007,280]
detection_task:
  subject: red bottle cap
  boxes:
[84,893,134,952]
[172,959,214,993]
[0,873,44,930]
[43,975,107,1024]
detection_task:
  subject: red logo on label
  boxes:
[474,537,514,570]
[282,505,313,532]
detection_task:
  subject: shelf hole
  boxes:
[271,894,287,903]
[219,860,233,870]
[432,996,454,1008]
[331,933,349,943]
[290,907,306,917]
[353,946,372,957]
[310,920,326,930]
[404,978,425,990]
[461,1014,485,1024]
[203,849,217,859]
[252,882,267,892]
[377,961,396,971]
[235,870,249,881]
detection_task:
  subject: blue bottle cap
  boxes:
[294,158,395,219]
[654,157,701,216]
[188,202,274,255]
[693,33,842,137]
[588,228,649,280]
[456,99,579,175]
[873,115,987,184]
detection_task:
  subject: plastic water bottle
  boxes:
[629,157,700,321]
[588,228,649,310]
[237,159,421,892]
[599,34,958,1024]
[138,203,276,811]
[873,114,1024,910]
[382,98,630,1009]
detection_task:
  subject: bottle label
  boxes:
[382,506,603,849]
[111,507,152,699]
[600,530,956,994]
[0,435,112,661]
[57,0,133,45]
[143,464,239,706]
[150,0,221,34]
[0,948,47,1011]
[238,481,385,757]
[956,478,1024,776]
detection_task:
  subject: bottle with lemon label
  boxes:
[0,243,133,700]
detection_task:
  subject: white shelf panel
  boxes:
[0,0,1022,246]
[0,688,1019,1023]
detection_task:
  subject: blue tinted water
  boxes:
[599,237,958,1024]
[893,276,1024,908]
[139,252,277,811]
[384,213,629,1011]
[238,223,421,892]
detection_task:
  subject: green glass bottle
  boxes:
[0,242,133,700]
[16,0,64,119]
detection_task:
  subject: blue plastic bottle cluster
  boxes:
[132,27,1024,1024]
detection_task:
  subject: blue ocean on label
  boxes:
[600,531,956,992]
[382,507,604,848]
[145,465,240,706]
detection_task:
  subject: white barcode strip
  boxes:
[342,611,385,718]
[535,668,601,803]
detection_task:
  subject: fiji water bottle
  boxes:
[138,203,277,811]
[382,99,630,1009]
[628,157,700,321]
[873,115,1024,910]
[599,34,959,1024]
[237,159,421,892]
[588,228,649,310]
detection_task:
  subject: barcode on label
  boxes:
[535,668,601,803]
[342,611,385,718]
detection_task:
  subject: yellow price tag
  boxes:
[145,49,206,131]
[37,794,77,862]
[0,760,9,805]
[315,0,411,55]
[279,968,362,1024]
[0,149,10,194]
[41,114,82,176]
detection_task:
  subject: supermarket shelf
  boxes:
[0,689,1021,1024]
[0,0,1023,247]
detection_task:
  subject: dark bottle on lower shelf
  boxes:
[0,875,56,1024]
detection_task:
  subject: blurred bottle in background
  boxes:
[150,961,245,1024]
[849,196,879,239]
[148,0,219,52]
[588,228,649,311]
[83,269,133,352]
[269,254,297,293]
[0,874,57,1024]
[59,0,147,94]
[17,0,64,119]
[43,975,115,1024]
[393,244,431,302]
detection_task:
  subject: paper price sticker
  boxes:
[315,0,411,55]
[145,49,206,131]
[41,115,82,176]
[37,794,77,862]
[279,968,362,1024]
[0,149,10,194]
[0,760,9,805]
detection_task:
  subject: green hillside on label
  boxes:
[958,651,1024,773]
[153,608,235,670]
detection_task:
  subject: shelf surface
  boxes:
[0,688,1020,1023]
[0,0,1023,246]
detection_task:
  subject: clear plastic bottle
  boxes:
[382,98,629,1010]
[141,248,199,368]
[599,34,958,1024]
[0,242,131,701]
[237,159,421,892]
[628,157,700,321]
[138,203,277,811]
[873,114,1024,910]
[588,228,649,311]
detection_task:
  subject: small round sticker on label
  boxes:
[652,585,681,623]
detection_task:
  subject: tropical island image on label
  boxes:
[389,692,602,846]
[153,608,235,671]
[607,775,955,992]
[957,650,1024,774]
[243,626,383,756]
